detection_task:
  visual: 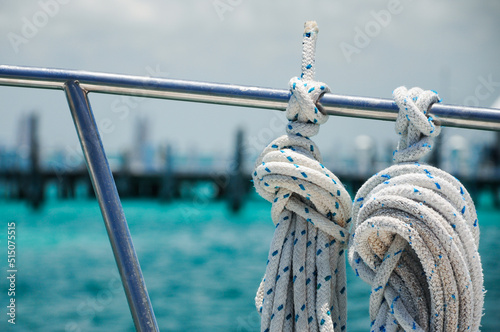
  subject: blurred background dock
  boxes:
[2,110,500,211]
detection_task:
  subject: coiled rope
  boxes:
[253,21,352,332]
[348,87,484,331]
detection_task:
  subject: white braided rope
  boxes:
[392,87,441,163]
[348,87,484,331]
[253,21,353,332]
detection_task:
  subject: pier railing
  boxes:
[1,65,500,332]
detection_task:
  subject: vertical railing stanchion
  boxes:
[64,80,159,332]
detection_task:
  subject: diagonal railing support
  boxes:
[64,80,159,332]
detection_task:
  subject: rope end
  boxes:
[304,21,319,35]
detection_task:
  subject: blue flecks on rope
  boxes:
[392,87,441,163]
[253,21,352,332]
[348,87,484,331]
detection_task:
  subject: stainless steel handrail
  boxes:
[1,65,499,131]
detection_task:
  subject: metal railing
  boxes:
[1,64,500,331]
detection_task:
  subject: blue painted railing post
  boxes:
[64,80,159,331]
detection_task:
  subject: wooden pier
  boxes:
[1,114,500,211]
[1,168,499,210]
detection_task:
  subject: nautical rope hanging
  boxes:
[348,87,484,331]
[253,21,352,332]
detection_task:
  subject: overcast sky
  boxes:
[1,0,499,163]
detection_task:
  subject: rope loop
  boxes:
[392,87,441,163]
[285,77,330,138]
[348,86,484,332]
[253,21,352,332]
[285,20,330,138]
[253,133,351,242]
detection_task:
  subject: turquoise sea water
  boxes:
[0,194,499,331]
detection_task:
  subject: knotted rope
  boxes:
[348,87,484,331]
[253,21,352,332]
[392,87,441,163]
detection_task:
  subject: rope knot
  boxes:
[349,163,483,331]
[253,21,353,332]
[286,77,330,138]
[252,130,352,330]
[349,86,483,331]
[393,87,441,163]
[252,134,351,242]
